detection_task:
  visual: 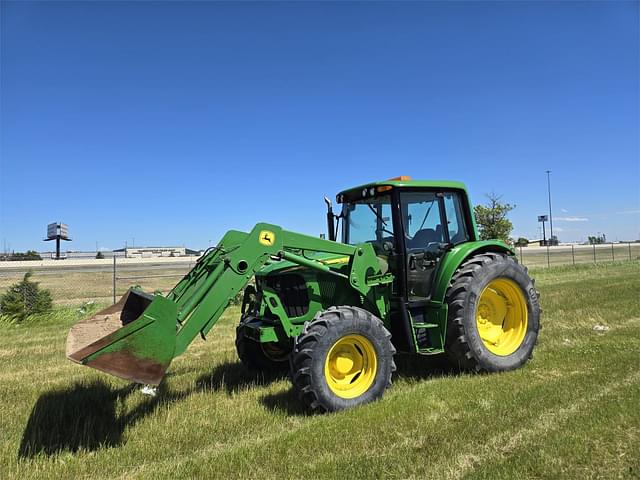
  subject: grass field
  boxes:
[1,261,639,479]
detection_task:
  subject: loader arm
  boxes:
[170,223,389,355]
[66,223,392,385]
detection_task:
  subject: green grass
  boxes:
[1,262,639,479]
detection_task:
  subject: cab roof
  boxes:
[337,176,468,203]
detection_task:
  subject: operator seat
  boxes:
[407,225,444,250]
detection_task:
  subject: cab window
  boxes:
[343,195,394,252]
[402,192,444,252]
[443,192,469,244]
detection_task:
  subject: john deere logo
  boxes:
[258,230,275,246]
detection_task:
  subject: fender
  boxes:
[429,240,514,304]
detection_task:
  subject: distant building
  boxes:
[39,250,125,259]
[114,246,194,258]
[35,247,200,259]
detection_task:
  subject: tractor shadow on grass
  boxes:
[393,353,457,381]
[194,361,308,415]
[259,388,308,416]
[194,361,287,395]
[19,362,287,458]
[18,379,188,458]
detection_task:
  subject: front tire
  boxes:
[445,252,540,372]
[290,306,396,413]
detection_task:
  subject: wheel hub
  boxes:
[324,334,377,399]
[476,278,528,356]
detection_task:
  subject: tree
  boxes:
[473,192,515,242]
[95,251,105,259]
[515,237,529,247]
[0,271,52,320]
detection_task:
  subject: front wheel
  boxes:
[290,306,396,413]
[445,252,541,372]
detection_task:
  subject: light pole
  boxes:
[546,170,554,243]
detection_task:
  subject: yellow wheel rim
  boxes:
[476,278,528,356]
[324,334,377,399]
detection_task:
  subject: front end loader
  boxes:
[67,177,540,412]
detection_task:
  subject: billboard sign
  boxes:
[47,223,58,239]
[46,222,70,239]
[537,215,548,222]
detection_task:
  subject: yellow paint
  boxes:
[320,256,350,265]
[258,230,275,246]
[476,278,528,356]
[324,334,377,399]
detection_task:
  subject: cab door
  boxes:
[399,191,448,300]
[400,190,471,301]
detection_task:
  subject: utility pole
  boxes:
[546,170,554,243]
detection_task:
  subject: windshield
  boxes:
[342,195,395,250]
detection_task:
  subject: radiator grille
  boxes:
[318,280,337,306]
[265,274,309,318]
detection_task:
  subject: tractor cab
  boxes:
[331,176,476,302]
[326,176,481,354]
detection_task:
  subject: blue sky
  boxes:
[1,1,638,251]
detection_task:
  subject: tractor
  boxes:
[67,177,540,412]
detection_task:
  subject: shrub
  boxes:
[0,271,53,320]
[96,251,105,259]
[8,250,42,261]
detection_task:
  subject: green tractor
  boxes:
[67,177,540,412]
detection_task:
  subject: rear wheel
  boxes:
[235,318,291,372]
[445,252,540,372]
[290,306,396,413]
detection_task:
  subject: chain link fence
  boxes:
[517,242,640,268]
[1,243,639,308]
[0,258,195,308]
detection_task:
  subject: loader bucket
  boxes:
[66,289,179,385]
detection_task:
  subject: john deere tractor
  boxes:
[67,177,540,412]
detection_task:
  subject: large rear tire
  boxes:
[290,306,396,413]
[445,252,540,372]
